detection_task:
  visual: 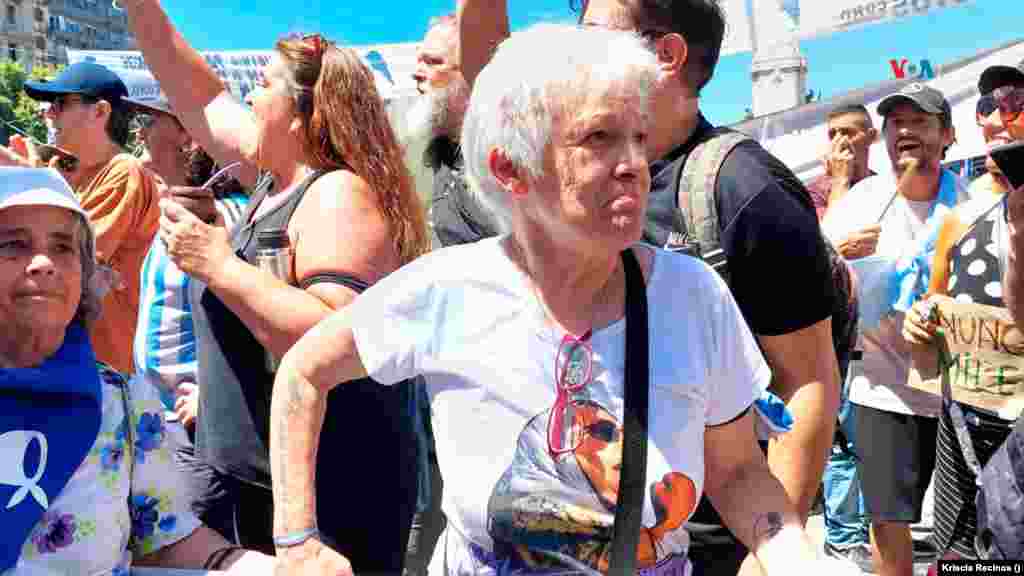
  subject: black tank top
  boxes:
[192,170,417,569]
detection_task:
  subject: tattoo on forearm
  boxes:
[753,512,784,543]
[272,366,315,530]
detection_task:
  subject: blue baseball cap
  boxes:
[23,62,128,104]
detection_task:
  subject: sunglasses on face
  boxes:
[51,95,95,113]
[134,113,156,130]
[994,86,1024,123]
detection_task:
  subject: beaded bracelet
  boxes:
[273,527,320,548]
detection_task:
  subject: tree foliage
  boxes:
[0,62,61,145]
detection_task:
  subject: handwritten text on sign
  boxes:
[908,295,1024,419]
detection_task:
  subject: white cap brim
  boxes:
[0,167,88,221]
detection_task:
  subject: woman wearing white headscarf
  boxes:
[0,167,273,574]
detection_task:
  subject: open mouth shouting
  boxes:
[895,138,923,156]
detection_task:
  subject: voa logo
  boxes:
[889,58,936,80]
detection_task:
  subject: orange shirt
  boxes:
[74,153,160,373]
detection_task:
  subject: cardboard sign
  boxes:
[908,294,1024,420]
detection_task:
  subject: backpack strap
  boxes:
[673,128,752,280]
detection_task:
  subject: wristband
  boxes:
[273,526,320,548]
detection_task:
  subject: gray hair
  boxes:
[73,213,102,328]
[460,23,659,233]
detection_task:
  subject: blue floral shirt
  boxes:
[4,365,200,575]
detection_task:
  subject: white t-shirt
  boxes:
[350,238,769,575]
[821,172,968,417]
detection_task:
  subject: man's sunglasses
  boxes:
[993,85,1024,124]
[51,95,97,113]
[134,113,156,130]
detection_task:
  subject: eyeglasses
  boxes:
[994,86,1024,124]
[284,32,330,59]
[546,332,594,458]
[134,113,156,129]
[51,95,96,113]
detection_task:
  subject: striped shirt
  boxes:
[133,192,249,410]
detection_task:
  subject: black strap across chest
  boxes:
[608,248,649,574]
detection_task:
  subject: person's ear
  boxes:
[655,33,688,79]
[488,148,529,198]
[93,100,112,122]
[866,127,878,144]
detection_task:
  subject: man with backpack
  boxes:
[456,2,842,576]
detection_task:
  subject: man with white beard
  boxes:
[405,13,498,248]
[401,18,497,575]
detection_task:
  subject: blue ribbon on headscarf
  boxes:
[889,170,961,314]
[0,323,102,571]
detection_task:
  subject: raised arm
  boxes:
[120,0,259,177]
[457,0,509,89]
[270,308,369,575]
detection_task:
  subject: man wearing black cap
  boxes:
[822,82,968,576]
[0,62,161,374]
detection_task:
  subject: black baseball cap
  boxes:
[877,82,952,126]
[979,59,1024,95]
[23,62,128,104]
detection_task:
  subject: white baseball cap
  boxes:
[0,167,88,220]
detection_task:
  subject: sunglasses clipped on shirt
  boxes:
[546,332,596,458]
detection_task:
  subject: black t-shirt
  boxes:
[649,115,833,336]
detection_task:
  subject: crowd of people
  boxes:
[1,0,1023,575]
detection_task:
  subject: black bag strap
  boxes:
[936,335,984,484]
[608,248,649,575]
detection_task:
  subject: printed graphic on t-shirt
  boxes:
[477,349,697,576]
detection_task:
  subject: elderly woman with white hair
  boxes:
[268,24,851,576]
[0,167,274,574]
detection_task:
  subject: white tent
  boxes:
[732,39,1024,183]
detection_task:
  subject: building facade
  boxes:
[46,0,134,65]
[1,0,48,70]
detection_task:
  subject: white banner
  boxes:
[67,44,419,104]
[721,0,975,56]
[799,0,974,37]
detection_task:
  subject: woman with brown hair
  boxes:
[118,0,429,570]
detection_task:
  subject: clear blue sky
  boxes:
[165,0,1018,125]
